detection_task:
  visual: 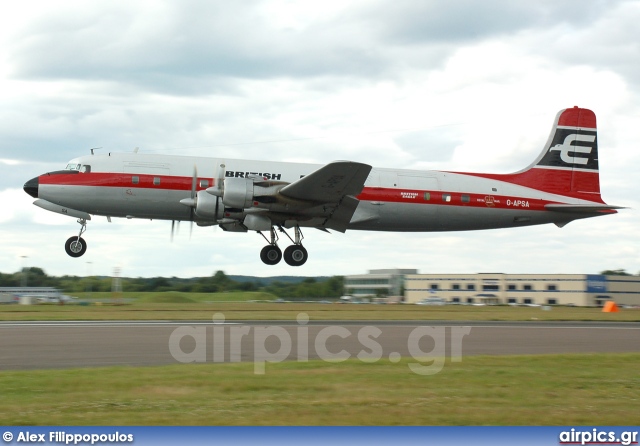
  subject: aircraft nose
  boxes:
[23,176,39,198]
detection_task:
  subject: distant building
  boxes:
[0,287,63,304]
[344,269,417,300]
[404,273,640,307]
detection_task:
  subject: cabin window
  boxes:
[153,177,161,186]
[199,179,209,188]
[132,176,139,184]
[80,165,91,173]
[423,192,431,201]
[442,194,451,202]
[461,194,470,203]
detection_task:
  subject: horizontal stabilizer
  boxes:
[545,204,624,213]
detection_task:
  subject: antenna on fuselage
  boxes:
[90,147,102,155]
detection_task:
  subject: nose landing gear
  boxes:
[64,218,88,258]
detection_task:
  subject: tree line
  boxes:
[0,267,344,298]
[2,267,636,298]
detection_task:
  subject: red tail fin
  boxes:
[475,107,603,202]
[523,106,600,198]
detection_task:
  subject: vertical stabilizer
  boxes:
[476,107,604,202]
[531,106,600,197]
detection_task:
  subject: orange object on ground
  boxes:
[602,301,619,312]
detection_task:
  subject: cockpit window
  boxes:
[80,165,91,173]
[65,163,81,171]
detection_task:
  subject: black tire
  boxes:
[65,236,87,258]
[284,245,308,266]
[260,245,282,265]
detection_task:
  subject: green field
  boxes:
[1,353,638,425]
[0,292,638,321]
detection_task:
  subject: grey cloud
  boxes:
[365,0,617,44]
[531,2,640,92]
[8,0,631,95]
[8,1,393,94]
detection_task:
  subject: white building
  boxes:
[0,287,63,304]
[405,273,640,307]
[344,269,417,300]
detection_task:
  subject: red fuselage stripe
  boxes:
[39,171,570,211]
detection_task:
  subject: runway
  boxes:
[0,320,638,370]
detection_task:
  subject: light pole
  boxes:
[20,255,28,288]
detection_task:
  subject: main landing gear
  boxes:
[258,226,308,267]
[64,218,88,258]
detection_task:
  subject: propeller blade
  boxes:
[216,163,225,193]
[190,165,197,238]
[213,162,225,227]
[191,165,198,199]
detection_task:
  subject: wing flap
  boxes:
[323,196,361,232]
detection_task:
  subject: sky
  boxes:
[1,0,639,279]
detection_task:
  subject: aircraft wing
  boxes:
[279,161,372,203]
[276,161,372,232]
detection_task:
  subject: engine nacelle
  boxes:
[211,177,288,210]
[222,177,254,209]
[194,191,223,220]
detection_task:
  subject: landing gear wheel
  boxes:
[260,245,282,265]
[65,236,87,258]
[284,245,308,267]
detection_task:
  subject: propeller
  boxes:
[171,220,181,242]
[190,165,197,238]
[180,162,225,232]
[214,163,225,222]
[178,165,198,239]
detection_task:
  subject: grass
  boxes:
[76,291,279,303]
[1,353,638,425]
[0,299,638,321]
